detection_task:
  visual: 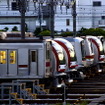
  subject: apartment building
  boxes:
[0,0,49,32]
[55,0,105,32]
[0,0,105,33]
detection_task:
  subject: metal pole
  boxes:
[21,11,25,39]
[50,0,54,38]
[72,0,76,37]
[63,85,66,105]
[38,2,42,31]
[17,0,26,39]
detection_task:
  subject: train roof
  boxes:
[64,37,75,42]
[64,37,84,42]
[0,39,44,43]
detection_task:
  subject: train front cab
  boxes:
[51,40,67,86]
[64,37,87,79]
[54,38,82,81]
[87,36,105,74]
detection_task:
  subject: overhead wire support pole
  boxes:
[17,0,27,39]
[50,0,54,39]
[72,0,77,37]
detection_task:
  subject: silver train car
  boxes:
[54,38,82,79]
[86,36,105,72]
[51,40,67,85]
[0,38,70,86]
[0,34,105,86]
[0,39,52,79]
[64,37,96,76]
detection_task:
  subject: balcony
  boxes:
[0,11,38,18]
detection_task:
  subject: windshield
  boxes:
[69,48,77,61]
[58,51,66,65]
[80,41,86,60]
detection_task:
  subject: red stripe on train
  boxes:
[46,62,50,67]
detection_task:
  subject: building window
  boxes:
[93,1,101,6]
[102,16,105,19]
[11,2,19,10]
[66,19,70,26]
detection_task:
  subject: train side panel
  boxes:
[0,41,51,79]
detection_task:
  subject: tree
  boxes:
[60,31,73,37]
[4,27,9,32]
[38,30,51,36]
[12,26,18,31]
[34,27,41,36]
[77,28,105,36]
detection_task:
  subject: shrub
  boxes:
[38,30,51,36]
[12,26,18,31]
[4,27,9,32]
[34,27,41,36]
[60,31,73,37]
[78,27,105,36]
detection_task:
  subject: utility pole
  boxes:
[50,0,54,39]
[72,0,76,37]
[39,3,42,31]
[17,0,27,39]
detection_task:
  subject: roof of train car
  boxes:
[0,39,44,43]
[64,37,75,42]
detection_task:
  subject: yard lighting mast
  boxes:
[71,0,76,37]
[16,0,27,39]
[49,0,55,39]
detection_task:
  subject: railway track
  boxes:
[49,73,105,104]
[1,73,105,104]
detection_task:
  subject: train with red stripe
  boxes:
[0,32,105,87]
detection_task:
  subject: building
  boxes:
[0,0,105,33]
[0,0,49,32]
[55,0,105,32]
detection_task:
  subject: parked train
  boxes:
[0,32,105,87]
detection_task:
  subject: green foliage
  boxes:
[34,27,41,36]
[79,100,88,105]
[60,31,73,37]
[0,30,4,32]
[78,27,105,36]
[4,27,9,32]
[12,26,18,31]
[38,30,51,36]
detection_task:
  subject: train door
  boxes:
[8,50,17,76]
[0,50,17,76]
[30,50,38,76]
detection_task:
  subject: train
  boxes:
[0,32,105,87]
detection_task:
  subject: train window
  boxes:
[0,51,6,64]
[90,41,94,54]
[58,52,66,64]
[10,51,16,64]
[46,44,50,59]
[46,50,50,59]
[31,51,36,62]
[100,45,104,55]
[80,41,86,60]
[69,48,77,61]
